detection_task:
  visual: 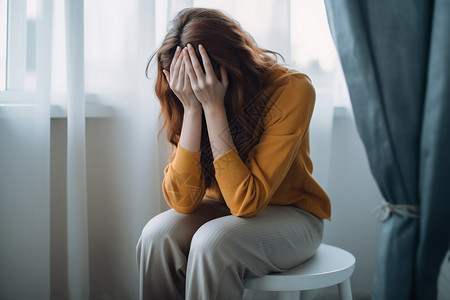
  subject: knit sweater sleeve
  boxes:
[162,145,206,213]
[213,74,315,217]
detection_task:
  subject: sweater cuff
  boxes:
[213,147,250,187]
[172,145,202,174]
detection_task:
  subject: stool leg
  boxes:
[278,291,300,300]
[300,289,320,300]
[338,278,353,300]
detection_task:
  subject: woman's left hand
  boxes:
[184,44,228,111]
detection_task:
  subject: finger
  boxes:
[198,44,216,79]
[184,64,192,89]
[183,48,197,83]
[187,44,205,78]
[171,49,184,79]
[178,57,186,88]
[170,46,182,72]
[220,65,228,88]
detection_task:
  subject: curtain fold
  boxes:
[325,0,450,299]
[34,0,52,295]
[64,0,90,298]
[417,0,450,298]
[0,0,53,299]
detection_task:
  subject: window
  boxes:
[193,0,350,107]
[0,0,36,96]
[291,0,338,95]
[291,0,350,107]
[0,0,7,91]
[1,0,350,106]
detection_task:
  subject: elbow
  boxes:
[231,210,258,218]
[162,182,205,214]
[171,205,198,214]
[230,200,267,218]
[165,194,203,214]
[228,184,270,217]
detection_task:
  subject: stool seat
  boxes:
[244,244,356,299]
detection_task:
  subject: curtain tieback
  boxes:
[375,199,420,222]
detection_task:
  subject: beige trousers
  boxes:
[136,199,323,300]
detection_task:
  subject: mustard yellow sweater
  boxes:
[162,71,331,219]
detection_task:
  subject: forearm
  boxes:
[163,145,206,213]
[179,106,203,152]
[203,104,234,160]
[164,106,205,212]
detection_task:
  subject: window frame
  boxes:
[0,0,8,91]
[0,0,31,103]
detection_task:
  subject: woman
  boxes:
[137,7,331,300]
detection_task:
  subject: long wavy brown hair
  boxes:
[147,7,289,187]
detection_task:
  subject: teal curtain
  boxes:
[324,0,450,299]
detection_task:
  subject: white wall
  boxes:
[317,108,383,299]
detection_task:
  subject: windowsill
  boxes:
[50,103,116,118]
[0,103,351,119]
[54,105,351,119]
[0,103,116,118]
[333,105,352,118]
[0,91,116,118]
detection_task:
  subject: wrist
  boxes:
[183,103,202,115]
[202,103,226,117]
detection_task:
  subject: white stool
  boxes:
[244,244,356,300]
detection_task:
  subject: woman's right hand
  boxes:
[163,46,201,111]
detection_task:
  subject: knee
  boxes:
[139,221,159,244]
[189,221,237,258]
[137,222,159,257]
[137,214,172,251]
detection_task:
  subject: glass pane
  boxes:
[0,0,7,91]
[291,0,337,89]
[291,0,350,106]
[25,0,36,91]
[194,0,291,64]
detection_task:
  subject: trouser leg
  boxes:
[136,199,230,300]
[186,205,323,300]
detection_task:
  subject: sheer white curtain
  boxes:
[1,0,164,299]
[0,0,52,299]
[0,0,337,299]
[60,0,165,298]
[65,0,88,298]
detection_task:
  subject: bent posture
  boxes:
[137,7,331,300]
